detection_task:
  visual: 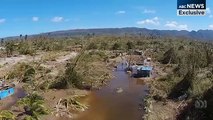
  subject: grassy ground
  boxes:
[144,62,213,120]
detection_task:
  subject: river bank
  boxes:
[73,60,148,120]
[143,63,187,120]
[0,52,155,120]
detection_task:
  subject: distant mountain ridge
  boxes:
[3,27,213,41]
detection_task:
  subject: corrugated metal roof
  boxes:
[137,66,153,71]
[0,87,14,100]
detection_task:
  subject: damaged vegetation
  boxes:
[0,34,212,120]
[50,50,111,90]
[0,35,114,119]
[145,40,213,120]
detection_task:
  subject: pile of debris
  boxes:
[53,96,89,118]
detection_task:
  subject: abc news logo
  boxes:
[177,0,206,16]
[195,99,207,109]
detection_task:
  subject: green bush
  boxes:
[0,110,15,120]
[23,67,36,83]
[126,41,134,50]
[18,93,48,120]
[7,62,32,80]
[100,42,108,50]
[112,42,121,50]
[18,42,36,56]
[87,42,98,50]
[50,64,83,89]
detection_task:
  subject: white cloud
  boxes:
[207,8,211,14]
[209,24,213,29]
[32,17,39,22]
[143,9,156,14]
[206,8,213,18]
[51,16,64,22]
[165,21,188,30]
[137,17,160,25]
[0,18,6,24]
[116,11,126,14]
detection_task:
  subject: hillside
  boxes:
[3,27,213,41]
[41,28,213,41]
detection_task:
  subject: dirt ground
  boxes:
[143,62,183,120]
[0,52,77,78]
[41,89,89,120]
[146,100,180,120]
[0,51,78,111]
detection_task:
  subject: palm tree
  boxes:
[20,34,22,39]
[0,110,15,120]
[18,93,48,120]
[25,35,28,41]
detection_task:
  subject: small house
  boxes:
[0,86,15,100]
[136,66,153,77]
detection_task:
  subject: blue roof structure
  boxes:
[0,87,15,100]
[137,66,153,71]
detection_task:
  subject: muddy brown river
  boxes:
[75,62,149,120]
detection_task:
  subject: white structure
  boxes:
[0,47,5,50]
[144,57,151,66]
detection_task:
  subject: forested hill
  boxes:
[4,27,213,41]
[40,28,213,41]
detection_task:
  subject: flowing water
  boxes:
[75,62,149,120]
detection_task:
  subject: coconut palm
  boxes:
[24,35,28,41]
[0,110,15,120]
[18,93,48,120]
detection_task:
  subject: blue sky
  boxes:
[0,0,213,38]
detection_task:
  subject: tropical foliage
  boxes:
[18,93,48,120]
[0,110,15,120]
